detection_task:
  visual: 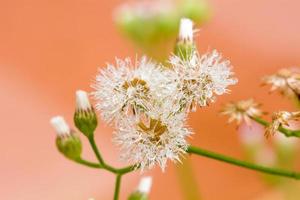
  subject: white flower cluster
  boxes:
[170,50,237,111]
[93,19,237,171]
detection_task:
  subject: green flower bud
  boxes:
[56,133,82,160]
[74,90,98,137]
[128,192,148,200]
[50,116,82,160]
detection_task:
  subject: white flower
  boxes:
[170,50,237,111]
[50,116,70,137]
[178,18,194,43]
[221,99,263,125]
[92,56,176,123]
[263,68,300,99]
[76,90,92,111]
[113,103,192,171]
[137,176,152,194]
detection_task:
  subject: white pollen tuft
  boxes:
[137,176,152,194]
[76,90,92,111]
[179,18,193,41]
[50,116,70,136]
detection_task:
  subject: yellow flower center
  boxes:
[122,78,150,94]
[137,118,167,142]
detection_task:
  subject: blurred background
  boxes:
[1,0,300,199]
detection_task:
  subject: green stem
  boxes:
[74,158,101,168]
[177,158,201,200]
[251,116,300,137]
[187,146,300,180]
[88,136,105,166]
[87,135,136,175]
[114,174,122,200]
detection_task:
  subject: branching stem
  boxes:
[75,135,300,199]
[187,146,300,180]
[251,116,300,137]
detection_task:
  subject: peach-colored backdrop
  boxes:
[1,0,300,199]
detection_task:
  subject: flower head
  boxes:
[265,111,300,137]
[93,56,176,124]
[170,50,237,112]
[262,68,300,99]
[221,99,263,125]
[113,103,192,171]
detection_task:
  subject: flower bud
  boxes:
[128,177,152,200]
[50,116,82,160]
[175,18,196,60]
[74,90,98,137]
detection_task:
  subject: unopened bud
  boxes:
[175,18,196,60]
[74,90,98,137]
[179,18,194,43]
[50,116,82,160]
[128,177,152,200]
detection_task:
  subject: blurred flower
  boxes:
[221,99,262,125]
[254,146,276,166]
[170,50,237,111]
[265,111,300,137]
[128,176,153,200]
[238,122,265,147]
[137,176,152,195]
[50,116,82,160]
[113,104,192,171]
[262,68,300,100]
[273,132,298,150]
[92,56,176,124]
[114,0,210,59]
[74,90,98,137]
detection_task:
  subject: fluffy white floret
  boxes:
[50,116,70,136]
[179,18,194,42]
[76,90,92,111]
[137,176,152,194]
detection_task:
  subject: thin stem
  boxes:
[114,174,122,200]
[251,116,300,137]
[187,146,300,180]
[88,136,105,166]
[88,135,136,174]
[74,157,101,168]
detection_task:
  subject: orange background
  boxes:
[1,0,300,199]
